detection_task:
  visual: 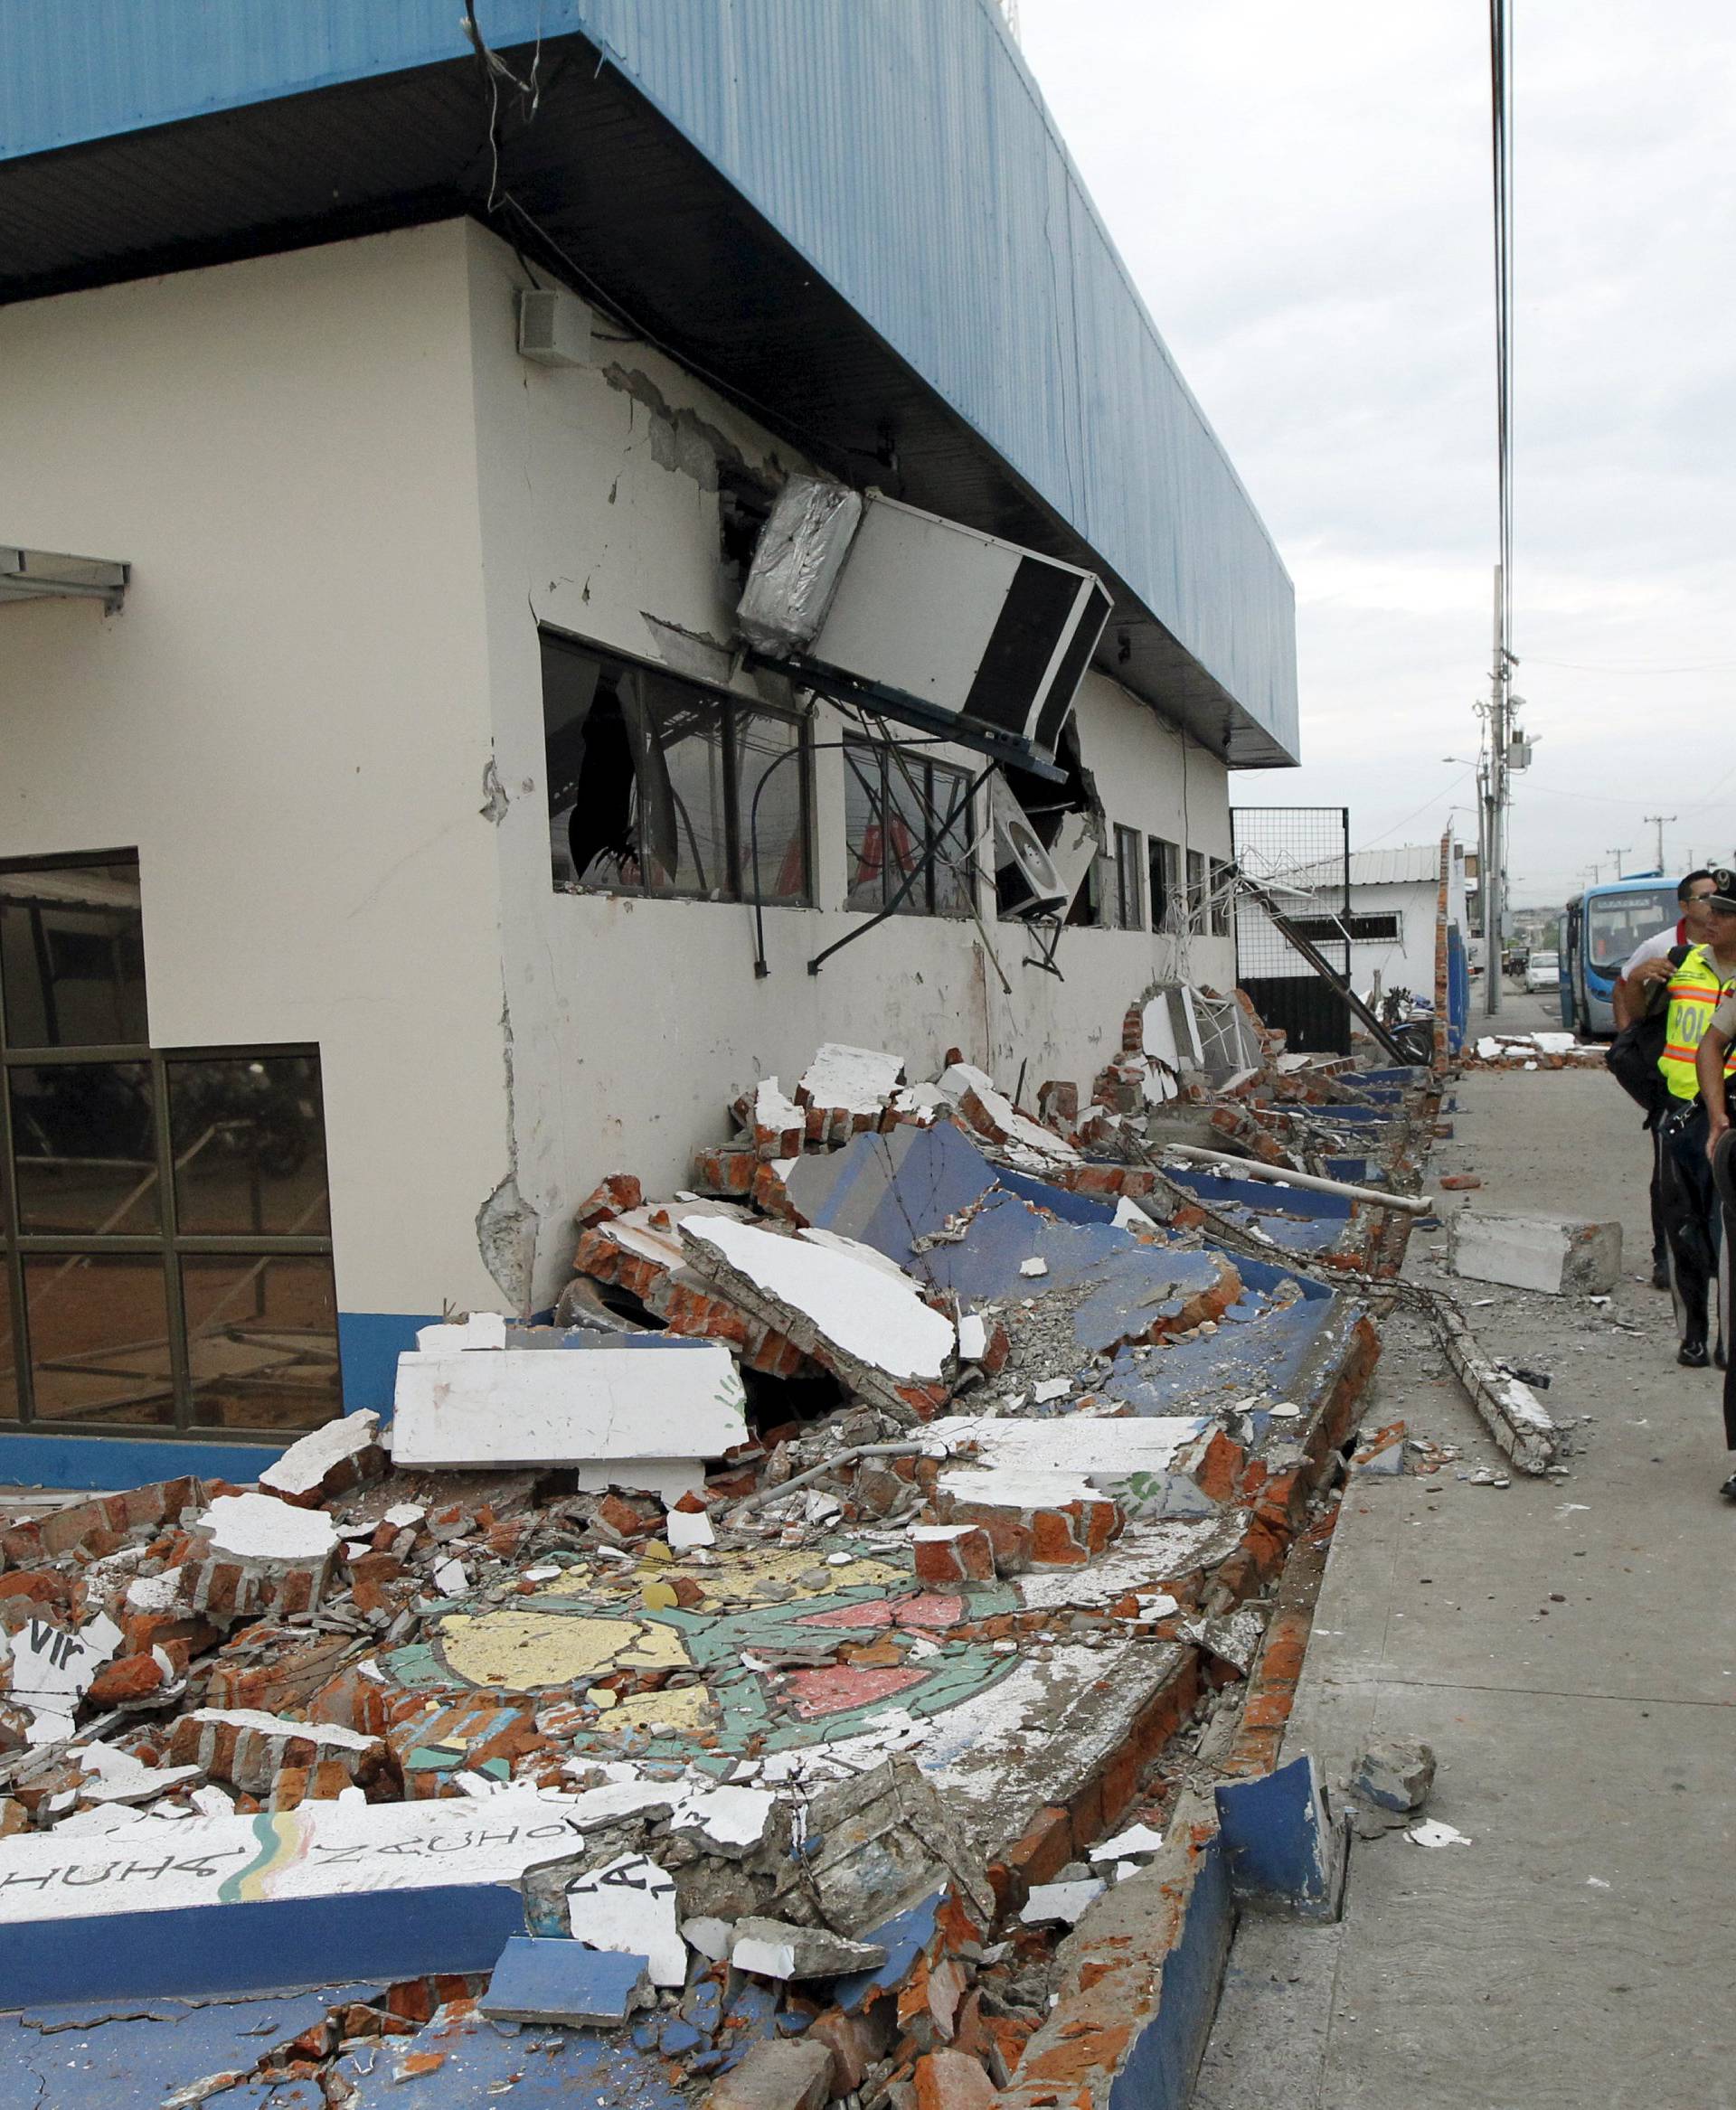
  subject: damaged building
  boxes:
[0,0,1298,1486]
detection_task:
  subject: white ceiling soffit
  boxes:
[0,546,128,611]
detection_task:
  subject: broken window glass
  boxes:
[844,738,976,918]
[1149,837,1180,932]
[542,628,809,903]
[1114,826,1144,930]
[0,857,147,1049]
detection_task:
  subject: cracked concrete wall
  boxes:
[461,224,1237,1315]
[0,221,513,1325]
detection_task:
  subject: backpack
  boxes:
[1606,944,1688,1112]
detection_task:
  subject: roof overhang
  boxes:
[0,546,127,612]
[0,6,1298,765]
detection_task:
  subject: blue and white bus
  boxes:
[1560,872,1677,1037]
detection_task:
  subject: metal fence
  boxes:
[1231,806,1352,1056]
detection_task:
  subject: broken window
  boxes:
[844,738,976,918]
[542,628,810,904]
[1209,857,1233,937]
[1148,836,1180,932]
[1114,826,1144,930]
[1186,849,1206,928]
[0,853,341,1435]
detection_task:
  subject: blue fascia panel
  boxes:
[0,0,1297,758]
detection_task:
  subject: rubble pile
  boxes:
[0,1004,1440,2105]
[1467,1029,1603,1069]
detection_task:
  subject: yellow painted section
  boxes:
[439,1609,691,1688]
[613,1686,712,1733]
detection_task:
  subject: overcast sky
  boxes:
[1019,1,1736,909]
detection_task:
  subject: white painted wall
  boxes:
[0,216,1250,1350]
[0,223,510,1322]
[458,225,1237,1307]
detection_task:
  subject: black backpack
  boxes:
[1606,944,1689,1111]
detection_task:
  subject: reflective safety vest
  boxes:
[1659,944,1736,1099]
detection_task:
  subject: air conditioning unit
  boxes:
[516,287,593,369]
[737,479,1113,768]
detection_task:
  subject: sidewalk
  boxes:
[1194,1008,1736,2110]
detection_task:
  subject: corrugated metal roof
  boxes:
[0,0,1298,764]
[1284,845,1442,890]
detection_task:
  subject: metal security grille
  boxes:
[1231,806,1353,1056]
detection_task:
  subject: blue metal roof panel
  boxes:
[1,0,1297,760]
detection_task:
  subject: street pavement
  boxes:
[1193,987,1736,2110]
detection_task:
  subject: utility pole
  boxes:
[1607,847,1629,880]
[1483,565,1510,1013]
[1644,815,1675,873]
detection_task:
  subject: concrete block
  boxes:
[391,1338,748,1468]
[705,2038,835,2110]
[1350,1738,1436,1813]
[1448,1209,1622,1295]
[1212,1754,1348,1922]
[258,1409,383,1507]
[678,1214,955,1418]
[731,1916,889,1980]
[480,1935,650,2023]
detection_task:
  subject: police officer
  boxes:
[1657,870,1736,1367]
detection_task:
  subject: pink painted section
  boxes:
[893,1594,965,1629]
[787,1664,927,1719]
[799,1599,896,1630]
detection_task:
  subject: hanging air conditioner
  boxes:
[737,478,1113,769]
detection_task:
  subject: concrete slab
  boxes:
[391,1337,748,1468]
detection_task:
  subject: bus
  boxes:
[1560,871,1676,1037]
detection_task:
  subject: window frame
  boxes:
[1286,911,1402,945]
[1113,825,1145,931]
[1208,856,1233,937]
[842,737,978,920]
[541,626,813,909]
[1148,836,1180,932]
[0,849,339,1440]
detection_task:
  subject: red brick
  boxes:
[87,1651,171,1707]
[914,2049,997,2110]
[913,1527,994,1587]
[1439,1173,1482,1191]
[0,1570,67,1609]
[574,1172,642,1229]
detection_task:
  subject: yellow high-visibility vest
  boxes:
[1659,944,1736,1099]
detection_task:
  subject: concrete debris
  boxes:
[731,1915,891,1979]
[258,1408,385,1507]
[0,1015,1447,2107]
[1349,1737,1437,1814]
[1448,1209,1622,1296]
[706,2037,835,2110]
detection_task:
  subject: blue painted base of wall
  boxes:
[0,1311,439,1490]
[0,1432,286,1490]
[338,1309,440,1415]
[0,1883,527,2006]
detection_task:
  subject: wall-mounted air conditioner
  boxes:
[737,477,1112,769]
